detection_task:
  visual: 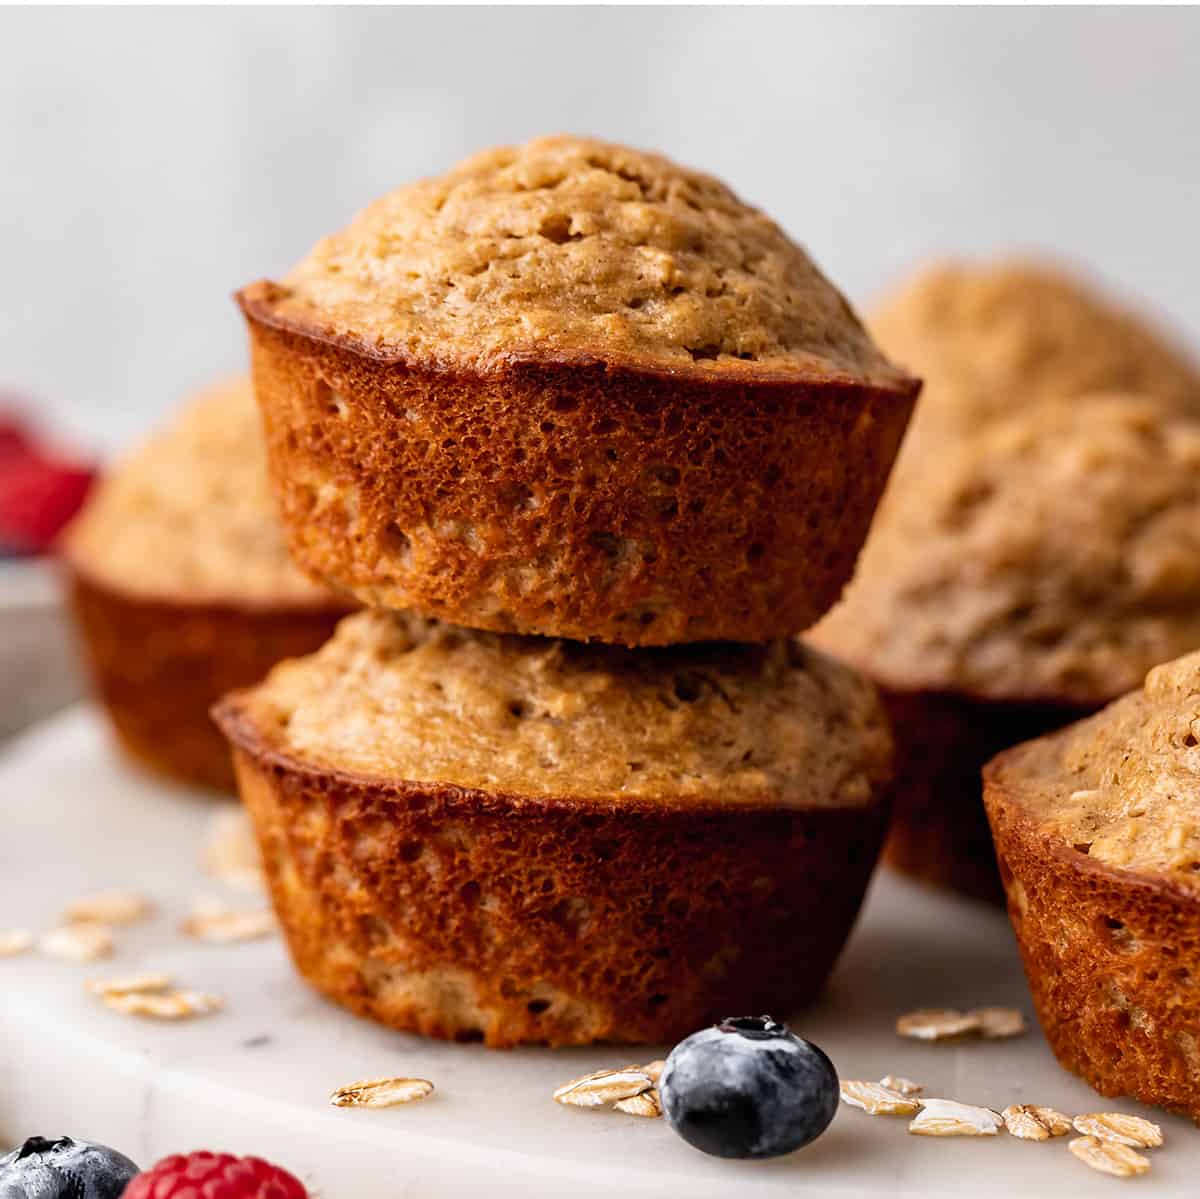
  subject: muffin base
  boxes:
[879,688,1092,903]
[67,568,348,792]
[986,770,1200,1121]
[239,283,918,646]
[217,702,890,1047]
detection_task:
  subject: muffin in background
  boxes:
[811,391,1200,900]
[214,610,894,1047]
[63,377,352,792]
[985,649,1200,1118]
[873,260,1200,457]
[238,134,919,646]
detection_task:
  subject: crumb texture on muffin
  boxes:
[988,649,1200,883]
[872,260,1200,443]
[64,377,337,607]
[228,609,892,806]
[811,394,1200,705]
[255,135,909,386]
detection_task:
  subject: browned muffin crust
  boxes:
[62,379,351,791]
[985,652,1200,1117]
[238,136,919,644]
[812,390,1200,899]
[214,611,894,1045]
[68,569,344,792]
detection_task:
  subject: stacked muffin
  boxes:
[811,262,1200,900]
[64,378,352,791]
[214,136,920,1046]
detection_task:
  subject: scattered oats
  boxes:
[879,1074,924,1097]
[102,989,223,1019]
[896,1008,981,1041]
[1069,1135,1151,1178]
[202,807,265,892]
[614,1089,661,1118]
[1002,1104,1074,1141]
[641,1059,665,1085]
[0,929,33,957]
[63,890,152,927]
[330,1077,434,1108]
[970,1006,1027,1039]
[553,1067,654,1108]
[86,973,172,998]
[181,902,276,944]
[909,1099,1002,1137]
[40,923,113,962]
[840,1080,922,1116]
[1073,1113,1163,1149]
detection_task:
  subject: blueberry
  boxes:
[659,1015,839,1159]
[0,1136,139,1199]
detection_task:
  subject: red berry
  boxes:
[0,419,34,463]
[123,1151,307,1199]
[0,456,95,553]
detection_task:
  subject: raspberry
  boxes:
[122,1151,307,1199]
[0,457,95,553]
[0,418,34,462]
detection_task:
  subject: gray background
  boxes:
[2,5,1199,456]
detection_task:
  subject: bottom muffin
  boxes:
[985,650,1200,1119]
[214,611,894,1047]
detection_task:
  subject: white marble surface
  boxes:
[1,707,1195,1196]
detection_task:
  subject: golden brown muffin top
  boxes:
[252,135,912,388]
[873,260,1200,447]
[64,378,342,608]
[810,394,1200,705]
[990,649,1200,887]
[233,609,893,807]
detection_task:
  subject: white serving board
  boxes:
[1,706,1194,1197]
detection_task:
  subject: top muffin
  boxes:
[64,378,339,608]
[257,135,908,388]
[238,137,918,645]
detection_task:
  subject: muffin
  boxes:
[811,393,1200,899]
[64,378,352,791]
[985,650,1200,1119]
[213,610,894,1047]
[811,259,1200,899]
[236,135,919,646]
[872,260,1200,459]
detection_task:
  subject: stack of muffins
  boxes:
[213,136,920,1047]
